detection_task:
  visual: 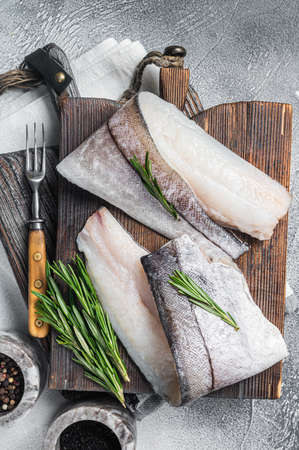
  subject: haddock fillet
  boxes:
[57,125,247,260]
[77,207,181,405]
[141,234,288,405]
[109,92,290,240]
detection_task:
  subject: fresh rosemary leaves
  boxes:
[169,270,239,331]
[130,152,179,220]
[34,255,129,406]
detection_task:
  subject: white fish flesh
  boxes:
[107,97,248,253]
[131,92,290,240]
[77,207,181,405]
[57,125,248,260]
[141,234,288,404]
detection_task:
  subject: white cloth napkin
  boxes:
[0,38,159,153]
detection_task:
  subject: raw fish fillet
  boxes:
[107,97,247,253]
[111,92,290,240]
[141,234,288,405]
[57,125,248,260]
[77,207,181,405]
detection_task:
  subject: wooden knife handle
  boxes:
[28,229,49,338]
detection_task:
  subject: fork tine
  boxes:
[33,122,38,171]
[26,124,30,171]
[42,123,46,174]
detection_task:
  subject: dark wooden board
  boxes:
[50,98,292,398]
[0,149,59,354]
[0,149,58,302]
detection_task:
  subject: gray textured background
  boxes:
[0,0,298,449]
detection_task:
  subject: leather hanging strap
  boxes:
[24,48,72,95]
[0,44,78,108]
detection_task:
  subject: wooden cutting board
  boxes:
[50,93,292,398]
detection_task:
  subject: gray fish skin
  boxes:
[108,95,248,258]
[57,123,246,260]
[141,235,288,404]
[141,240,213,405]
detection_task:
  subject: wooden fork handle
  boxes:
[28,228,49,338]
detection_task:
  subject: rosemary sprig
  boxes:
[169,270,239,331]
[51,256,129,383]
[34,256,129,406]
[130,152,179,220]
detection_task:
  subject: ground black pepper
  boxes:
[59,420,121,450]
[0,353,24,414]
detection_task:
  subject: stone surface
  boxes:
[0,331,47,425]
[0,1,298,449]
[44,398,136,450]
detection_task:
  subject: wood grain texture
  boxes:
[51,97,153,392]
[0,149,58,353]
[0,101,290,398]
[51,98,291,398]
[160,67,190,110]
[194,101,292,399]
[0,150,58,301]
[28,229,49,338]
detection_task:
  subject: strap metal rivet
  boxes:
[55,71,66,83]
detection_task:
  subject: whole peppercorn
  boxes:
[0,353,24,414]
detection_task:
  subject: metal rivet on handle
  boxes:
[35,319,44,328]
[33,252,42,262]
[34,279,43,289]
[55,71,66,83]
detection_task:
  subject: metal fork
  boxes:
[25,123,49,338]
[26,123,46,227]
